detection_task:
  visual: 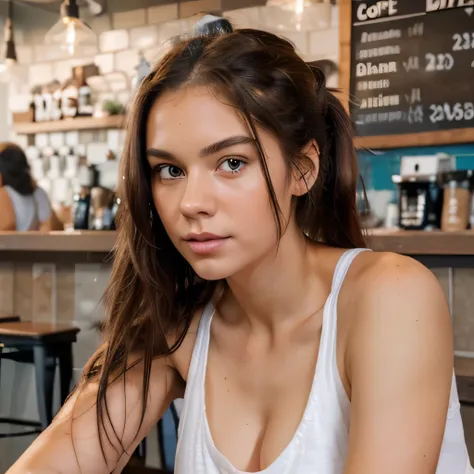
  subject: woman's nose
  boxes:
[179,172,216,218]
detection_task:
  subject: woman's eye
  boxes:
[219,158,245,174]
[156,165,184,180]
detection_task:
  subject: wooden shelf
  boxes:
[366,229,474,255]
[355,128,474,150]
[13,115,126,135]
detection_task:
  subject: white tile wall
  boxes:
[100,29,129,53]
[148,4,179,24]
[28,63,54,87]
[8,93,30,113]
[180,0,222,18]
[308,27,339,59]
[130,25,160,50]
[281,30,309,55]
[94,53,115,75]
[15,45,34,64]
[115,49,140,77]
[113,8,147,30]
[156,19,190,45]
[53,58,92,83]
[224,8,262,28]
[143,45,165,65]
[65,131,79,147]
[87,15,113,34]
[116,91,132,107]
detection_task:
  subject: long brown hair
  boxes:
[80,24,365,462]
[0,142,35,195]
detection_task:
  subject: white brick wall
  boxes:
[130,25,159,50]
[180,0,222,18]
[15,45,34,64]
[53,58,92,83]
[281,30,309,55]
[94,53,115,75]
[143,45,165,65]
[148,4,179,24]
[157,19,190,46]
[113,9,147,30]
[308,28,339,60]
[115,49,140,77]
[99,29,129,53]
[224,8,262,29]
[28,63,54,87]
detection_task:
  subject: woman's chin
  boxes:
[190,260,235,282]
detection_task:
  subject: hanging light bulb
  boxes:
[44,0,97,56]
[265,0,332,31]
[0,0,18,75]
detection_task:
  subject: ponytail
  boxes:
[297,61,366,249]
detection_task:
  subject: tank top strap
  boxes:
[185,300,215,385]
[178,299,215,437]
[330,248,371,294]
[317,248,371,395]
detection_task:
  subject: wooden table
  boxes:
[0,321,80,437]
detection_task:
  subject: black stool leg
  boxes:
[0,343,3,385]
[58,343,73,405]
[33,345,55,429]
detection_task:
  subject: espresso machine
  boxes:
[392,154,455,230]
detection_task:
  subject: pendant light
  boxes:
[265,0,332,31]
[0,0,18,74]
[44,0,97,56]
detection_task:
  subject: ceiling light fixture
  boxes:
[265,0,333,31]
[44,0,97,56]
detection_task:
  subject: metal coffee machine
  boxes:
[392,154,455,230]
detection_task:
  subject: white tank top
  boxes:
[175,248,473,474]
[4,185,51,231]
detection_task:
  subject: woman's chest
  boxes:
[203,332,321,472]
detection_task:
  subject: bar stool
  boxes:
[0,320,80,438]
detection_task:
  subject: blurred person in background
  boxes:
[0,142,63,231]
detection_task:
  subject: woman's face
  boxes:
[146,86,296,281]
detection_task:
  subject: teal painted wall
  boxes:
[358,143,474,191]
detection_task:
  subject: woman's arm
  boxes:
[0,188,16,230]
[39,208,64,231]
[6,353,183,474]
[344,253,453,474]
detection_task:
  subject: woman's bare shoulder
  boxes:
[346,250,440,299]
[340,249,451,355]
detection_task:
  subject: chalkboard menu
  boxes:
[350,0,474,138]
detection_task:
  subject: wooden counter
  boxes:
[366,230,474,256]
[0,231,117,253]
[1,230,474,256]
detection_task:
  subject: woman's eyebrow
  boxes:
[146,135,255,160]
[198,135,255,157]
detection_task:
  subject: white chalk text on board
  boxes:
[427,0,474,12]
[349,0,474,137]
[356,1,399,21]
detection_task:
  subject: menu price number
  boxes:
[425,53,454,71]
[453,33,474,51]
[429,102,474,124]
[408,23,424,37]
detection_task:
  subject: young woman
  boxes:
[0,142,63,231]
[7,19,472,474]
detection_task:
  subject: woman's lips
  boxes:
[185,237,230,255]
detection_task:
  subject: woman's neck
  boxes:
[222,223,328,335]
